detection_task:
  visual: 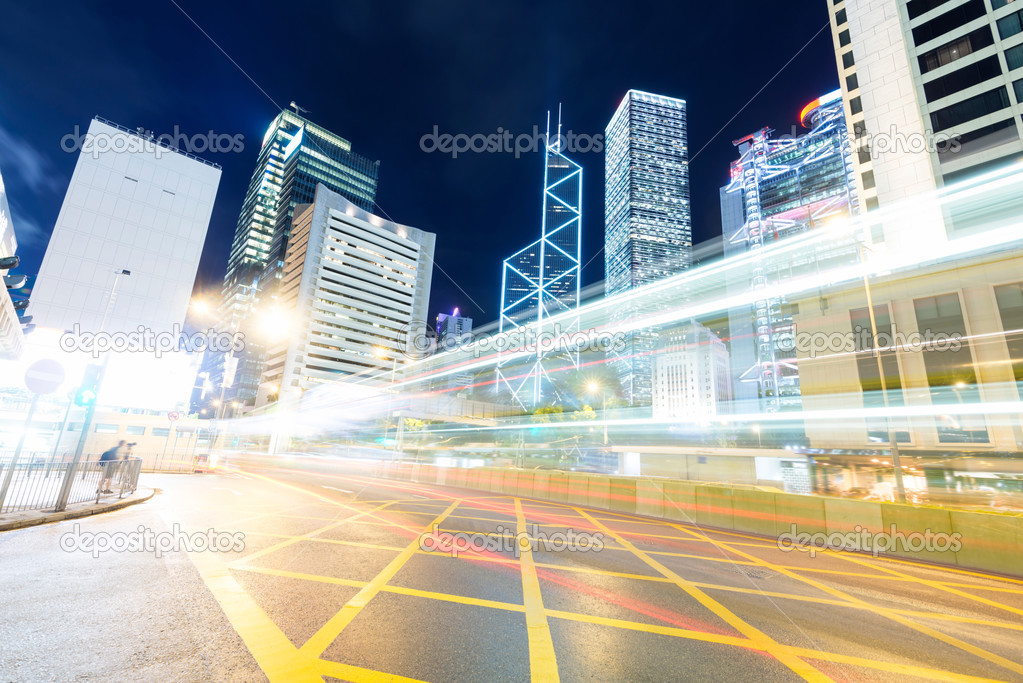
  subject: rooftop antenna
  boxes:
[545,110,551,150]
[557,102,563,150]
[289,101,309,115]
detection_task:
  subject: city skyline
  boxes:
[0,1,839,322]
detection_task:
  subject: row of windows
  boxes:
[923,54,1002,101]
[918,27,993,74]
[912,0,986,45]
[998,7,1023,39]
[929,85,1011,130]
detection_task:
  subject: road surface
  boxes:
[3,460,1023,682]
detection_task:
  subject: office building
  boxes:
[207,109,380,408]
[435,308,474,392]
[604,90,691,406]
[0,162,25,359]
[720,91,858,414]
[258,183,434,405]
[29,117,221,336]
[497,115,582,408]
[652,321,732,421]
[830,0,1023,219]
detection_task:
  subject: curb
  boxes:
[0,487,158,532]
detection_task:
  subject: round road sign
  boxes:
[24,359,66,395]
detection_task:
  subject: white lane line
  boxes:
[322,486,354,494]
[216,487,243,496]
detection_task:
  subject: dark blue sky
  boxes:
[0,1,838,323]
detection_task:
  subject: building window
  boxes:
[846,73,859,91]
[857,146,871,163]
[919,28,993,74]
[839,29,851,46]
[913,293,989,443]
[913,0,986,45]
[126,425,146,435]
[835,8,847,24]
[866,196,880,210]
[850,306,910,443]
[152,428,170,437]
[907,0,955,20]
[95,424,118,434]
[998,8,1023,39]
[850,96,863,114]
[861,170,876,189]
[1007,43,1023,70]
[929,86,1011,131]
[842,51,855,69]
[924,55,1003,101]
[994,282,1023,399]
[1015,78,1023,102]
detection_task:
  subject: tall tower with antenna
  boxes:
[496,107,583,409]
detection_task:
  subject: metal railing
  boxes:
[0,452,142,514]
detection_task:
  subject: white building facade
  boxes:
[652,322,732,421]
[30,117,221,336]
[260,183,435,403]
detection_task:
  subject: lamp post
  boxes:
[375,347,400,458]
[857,242,906,503]
[586,381,608,445]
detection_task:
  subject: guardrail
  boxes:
[0,453,142,514]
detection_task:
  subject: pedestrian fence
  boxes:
[0,452,142,514]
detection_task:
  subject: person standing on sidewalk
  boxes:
[97,441,126,494]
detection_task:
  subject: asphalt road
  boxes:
[3,460,1023,682]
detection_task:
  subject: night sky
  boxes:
[0,1,838,324]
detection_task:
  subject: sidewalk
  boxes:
[0,486,156,532]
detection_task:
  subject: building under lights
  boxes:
[30,117,221,337]
[829,0,1023,215]
[720,91,858,415]
[203,109,380,412]
[604,90,692,407]
[257,183,434,406]
[496,113,583,409]
[652,321,732,421]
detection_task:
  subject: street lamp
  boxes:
[586,381,608,445]
[374,347,400,457]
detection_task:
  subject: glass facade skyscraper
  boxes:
[604,90,692,406]
[204,110,379,410]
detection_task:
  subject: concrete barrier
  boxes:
[774,492,827,537]
[695,486,734,530]
[729,489,778,537]
[949,509,1022,576]
[880,503,956,565]
[370,462,1023,578]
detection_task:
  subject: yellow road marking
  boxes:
[670,523,1023,678]
[515,498,560,682]
[575,508,831,681]
[299,500,462,658]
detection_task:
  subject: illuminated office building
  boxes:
[720,92,858,414]
[652,321,732,421]
[206,109,379,409]
[604,90,691,406]
[258,183,434,405]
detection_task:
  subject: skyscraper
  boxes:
[258,183,434,405]
[209,109,380,408]
[497,114,583,409]
[720,91,858,414]
[30,117,221,336]
[829,0,1023,219]
[604,90,691,406]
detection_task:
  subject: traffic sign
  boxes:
[168,411,181,422]
[24,359,65,395]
